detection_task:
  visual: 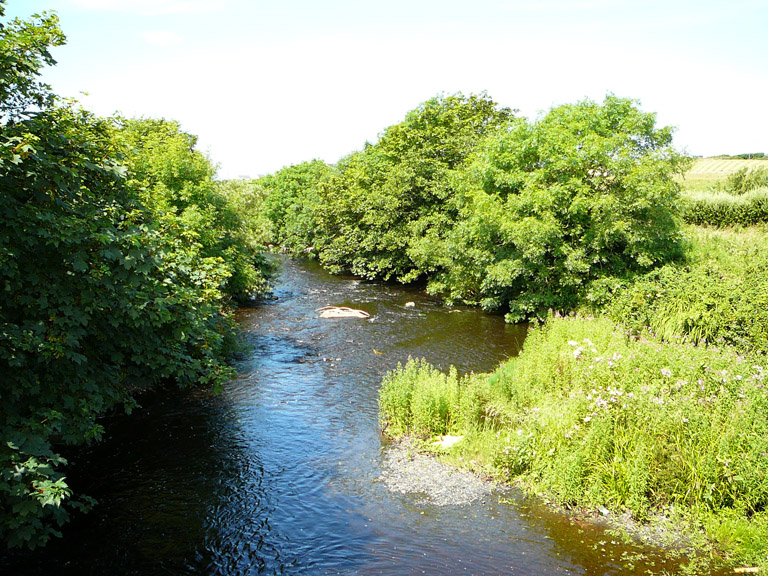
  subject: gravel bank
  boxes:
[378,439,495,506]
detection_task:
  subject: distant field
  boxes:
[685,157,768,179]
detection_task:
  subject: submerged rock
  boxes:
[316,306,370,319]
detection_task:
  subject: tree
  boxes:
[314,93,515,282]
[260,159,332,255]
[0,1,64,122]
[116,117,272,300]
[428,95,689,321]
[0,4,246,548]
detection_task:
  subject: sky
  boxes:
[5,0,768,179]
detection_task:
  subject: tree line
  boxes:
[260,92,689,322]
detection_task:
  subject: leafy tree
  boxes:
[0,3,250,548]
[0,1,63,122]
[314,93,515,282]
[116,117,272,299]
[260,159,332,255]
[427,95,689,321]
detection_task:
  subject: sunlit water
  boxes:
[1,259,719,575]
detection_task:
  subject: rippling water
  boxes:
[1,259,715,575]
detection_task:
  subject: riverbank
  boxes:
[378,314,768,573]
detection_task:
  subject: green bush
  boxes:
[0,4,257,548]
[726,166,768,194]
[682,189,768,226]
[260,160,332,256]
[602,226,768,352]
[379,359,460,437]
[427,95,688,321]
[314,93,515,282]
[117,118,272,300]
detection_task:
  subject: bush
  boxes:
[379,359,460,437]
[602,226,768,352]
[314,93,515,282]
[682,188,768,226]
[260,160,332,256]
[726,166,768,195]
[117,118,272,300]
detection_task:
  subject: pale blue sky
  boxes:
[6,0,767,178]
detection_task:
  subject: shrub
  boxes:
[603,226,768,352]
[682,189,768,226]
[726,166,768,194]
[314,93,515,282]
[379,359,460,437]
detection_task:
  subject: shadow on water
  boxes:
[1,258,729,575]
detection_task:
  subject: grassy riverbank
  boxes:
[379,313,768,571]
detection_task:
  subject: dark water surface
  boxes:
[2,259,711,575]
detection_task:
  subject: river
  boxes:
[1,259,706,575]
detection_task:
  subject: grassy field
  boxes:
[680,157,768,192]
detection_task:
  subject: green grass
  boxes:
[600,225,768,353]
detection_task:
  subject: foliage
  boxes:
[116,118,272,300]
[379,359,460,437]
[379,316,768,570]
[725,166,768,195]
[603,225,768,352]
[313,93,515,282]
[216,178,274,251]
[259,159,332,256]
[0,4,254,548]
[0,1,63,122]
[426,95,689,322]
[681,188,768,226]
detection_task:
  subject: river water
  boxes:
[2,259,709,575]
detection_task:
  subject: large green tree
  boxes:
[260,159,332,256]
[427,95,689,321]
[117,117,271,300]
[314,93,515,282]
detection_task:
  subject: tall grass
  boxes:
[379,316,768,570]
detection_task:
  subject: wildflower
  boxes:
[660,368,672,378]
[567,340,579,347]
[583,415,592,422]
[574,347,583,359]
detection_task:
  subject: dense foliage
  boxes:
[0,4,268,548]
[116,118,272,300]
[681,189,768,227]
[313,93,515,283]
[259,159,331,256]
[379,316,768,570]
[263,94,686,322]
[602,226,768,353]
[428,96,688,321]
